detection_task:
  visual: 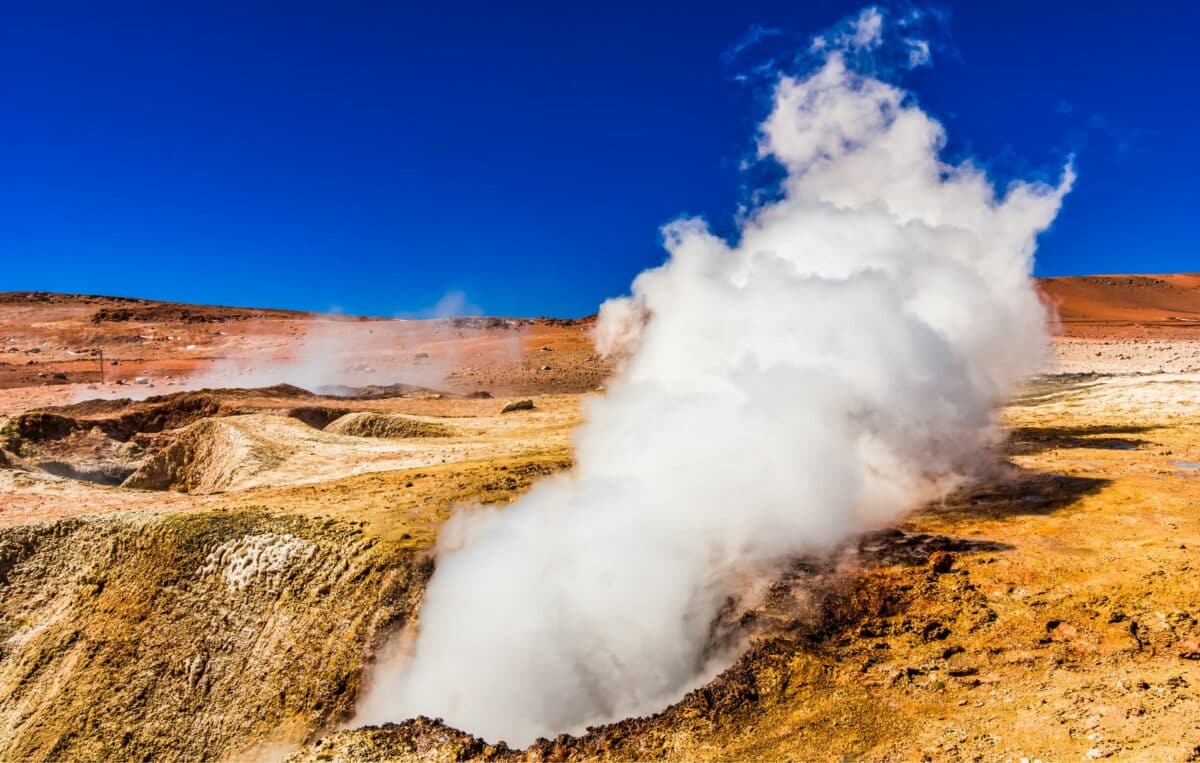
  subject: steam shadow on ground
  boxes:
[854,529,1011,567]
[927,465,1110,524]
[1008,373,1106,408]
[1007,423,1156,456]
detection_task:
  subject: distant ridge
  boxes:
[1038,273,1200,337]
[5,278,1200,339]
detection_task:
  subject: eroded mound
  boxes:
[2,387,348,485]
[120,412,484,494]
[4,385,317,453]
[0,511,431,762]
[122,417,289,493]
[1,415,151,485]
[325,412,455,439]
[317,383,454,400]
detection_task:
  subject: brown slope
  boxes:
[1038,273,1200,338]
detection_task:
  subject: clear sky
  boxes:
[1,1,1196,317]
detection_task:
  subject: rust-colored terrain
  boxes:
[2,281,1200,761]
[1039,272,1200,338]
[0,291,608,402]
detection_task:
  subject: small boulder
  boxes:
[501,399,535,414]
[1045,620,1078,641]
[929,551,954,574]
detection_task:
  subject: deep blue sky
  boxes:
[1,2,1196,317]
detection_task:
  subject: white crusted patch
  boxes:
[200,533,316,591]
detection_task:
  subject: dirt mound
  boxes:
[0,511,430,762]
[16,385,320,447]
[0,390,298,485]
[0,412,149,483]
[325,412,455,439]
[123,418,288,493]
[121,412,487,494]
[317,383,450,400]
[0,396,232,481]
[0,412,79,452]
[9,395,219,445]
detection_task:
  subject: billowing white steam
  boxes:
[356,9,1072,746]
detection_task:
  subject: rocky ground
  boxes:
[0,292,610,399]
[1,284,1199,761]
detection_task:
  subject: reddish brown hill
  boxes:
[1039,273,1200,338]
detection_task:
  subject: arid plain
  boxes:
[2,276,1199,761]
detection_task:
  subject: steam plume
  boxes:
[79,290,511,401]
[355,8,1072,745]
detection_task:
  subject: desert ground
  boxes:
[1,279,1199,761]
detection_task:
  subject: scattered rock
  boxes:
[922,621,951,641]
[1046,620,1078,641]
[1178,639,1200,660]
[929,551,955,574]
[501,399,535,414]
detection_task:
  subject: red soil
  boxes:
[0,292,609,398]
[1038,273,1200,338]
[4,275,1199,399]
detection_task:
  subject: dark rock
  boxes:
[929,551,955,574]
[922,621,951,641]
